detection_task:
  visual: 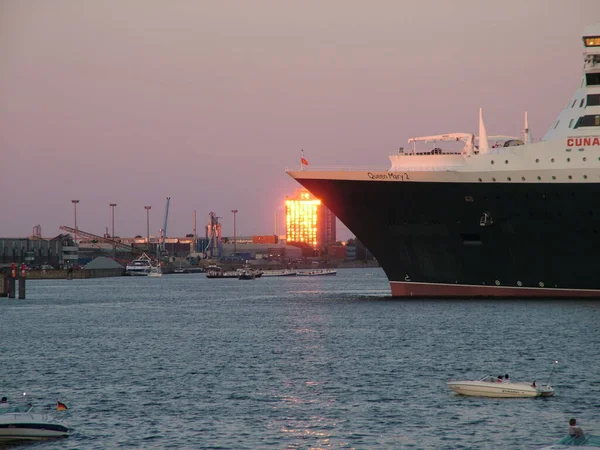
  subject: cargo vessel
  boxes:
[287,24,600,297]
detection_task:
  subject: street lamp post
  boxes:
[110,203,117,255]
[144,206,151,250]
[231,209,238,257]
[71,200,79,246]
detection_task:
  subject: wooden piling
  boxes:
[8,278,15,298]
[18,278,25,299]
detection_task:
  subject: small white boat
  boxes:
[238,270,256,280]
[448,375,554,398]
[297,268,337,277]
[449,361,558,398]
[148,263,162,277]
[0,404,68,440]
[261,269,298,277]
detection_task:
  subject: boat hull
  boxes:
[448,381,554,398]
[0,419,68,440]
[293,178,600,297]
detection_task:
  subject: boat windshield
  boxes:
[0,405,33,414]
[556,434,600,446]
[479,375,498,382]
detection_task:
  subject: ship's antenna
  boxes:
[523,111,531,144]
[478,108,490,154]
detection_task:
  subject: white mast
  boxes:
[522,111,531,144]
[478,108,490,154]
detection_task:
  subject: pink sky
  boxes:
[1,1,598,241]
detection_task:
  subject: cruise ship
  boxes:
[287,24,600,298]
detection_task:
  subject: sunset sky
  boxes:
[1,1,598,240]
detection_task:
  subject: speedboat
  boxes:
[539,434,600,449]
[448,375,554,398]
[0,404,69,440]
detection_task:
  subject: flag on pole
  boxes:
[301,149,308,166]
[57,401,68,411]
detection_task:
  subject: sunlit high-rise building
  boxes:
[285,189,336,250]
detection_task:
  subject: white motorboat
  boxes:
[0,404,69,440]
[448,375,554,398]
[125,253,153,276]
[449,361,558,398]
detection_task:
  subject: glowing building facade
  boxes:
[285,189,336,250]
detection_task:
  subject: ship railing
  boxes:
[285,165,388,172]
[390,151,463,156]
[286,165,456,172]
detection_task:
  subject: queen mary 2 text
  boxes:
[566,137,600,147]
[367,172,410,181]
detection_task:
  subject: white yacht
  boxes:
[125,253,153,276]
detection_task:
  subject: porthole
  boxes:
[535,158,540,163]
[568,175,573,179]
[492,178,496,182]
[478,178,482,182]
[551,158,555,162]
[507,177,512,181]
[583,157,587,161]
[539,282,545,288]
[584,175,588,179]
[537,176,541,180]
[491,160,495,165]
[505,160,509,164]
[567,158,571,162]
[552,176,556,180]
[495,280,500,286]
[521,177,526,181]
[517,281,522,287]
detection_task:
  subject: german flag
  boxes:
[57,401,68,411]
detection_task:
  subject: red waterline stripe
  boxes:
[389,281,600,298]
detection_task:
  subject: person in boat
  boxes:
[504,374,509,382]
[496,375,504,382]
[569,418,584,437]
[0,397,8,408]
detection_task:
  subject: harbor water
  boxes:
[1,268,600,449]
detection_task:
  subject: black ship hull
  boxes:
[296,178,600,297]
